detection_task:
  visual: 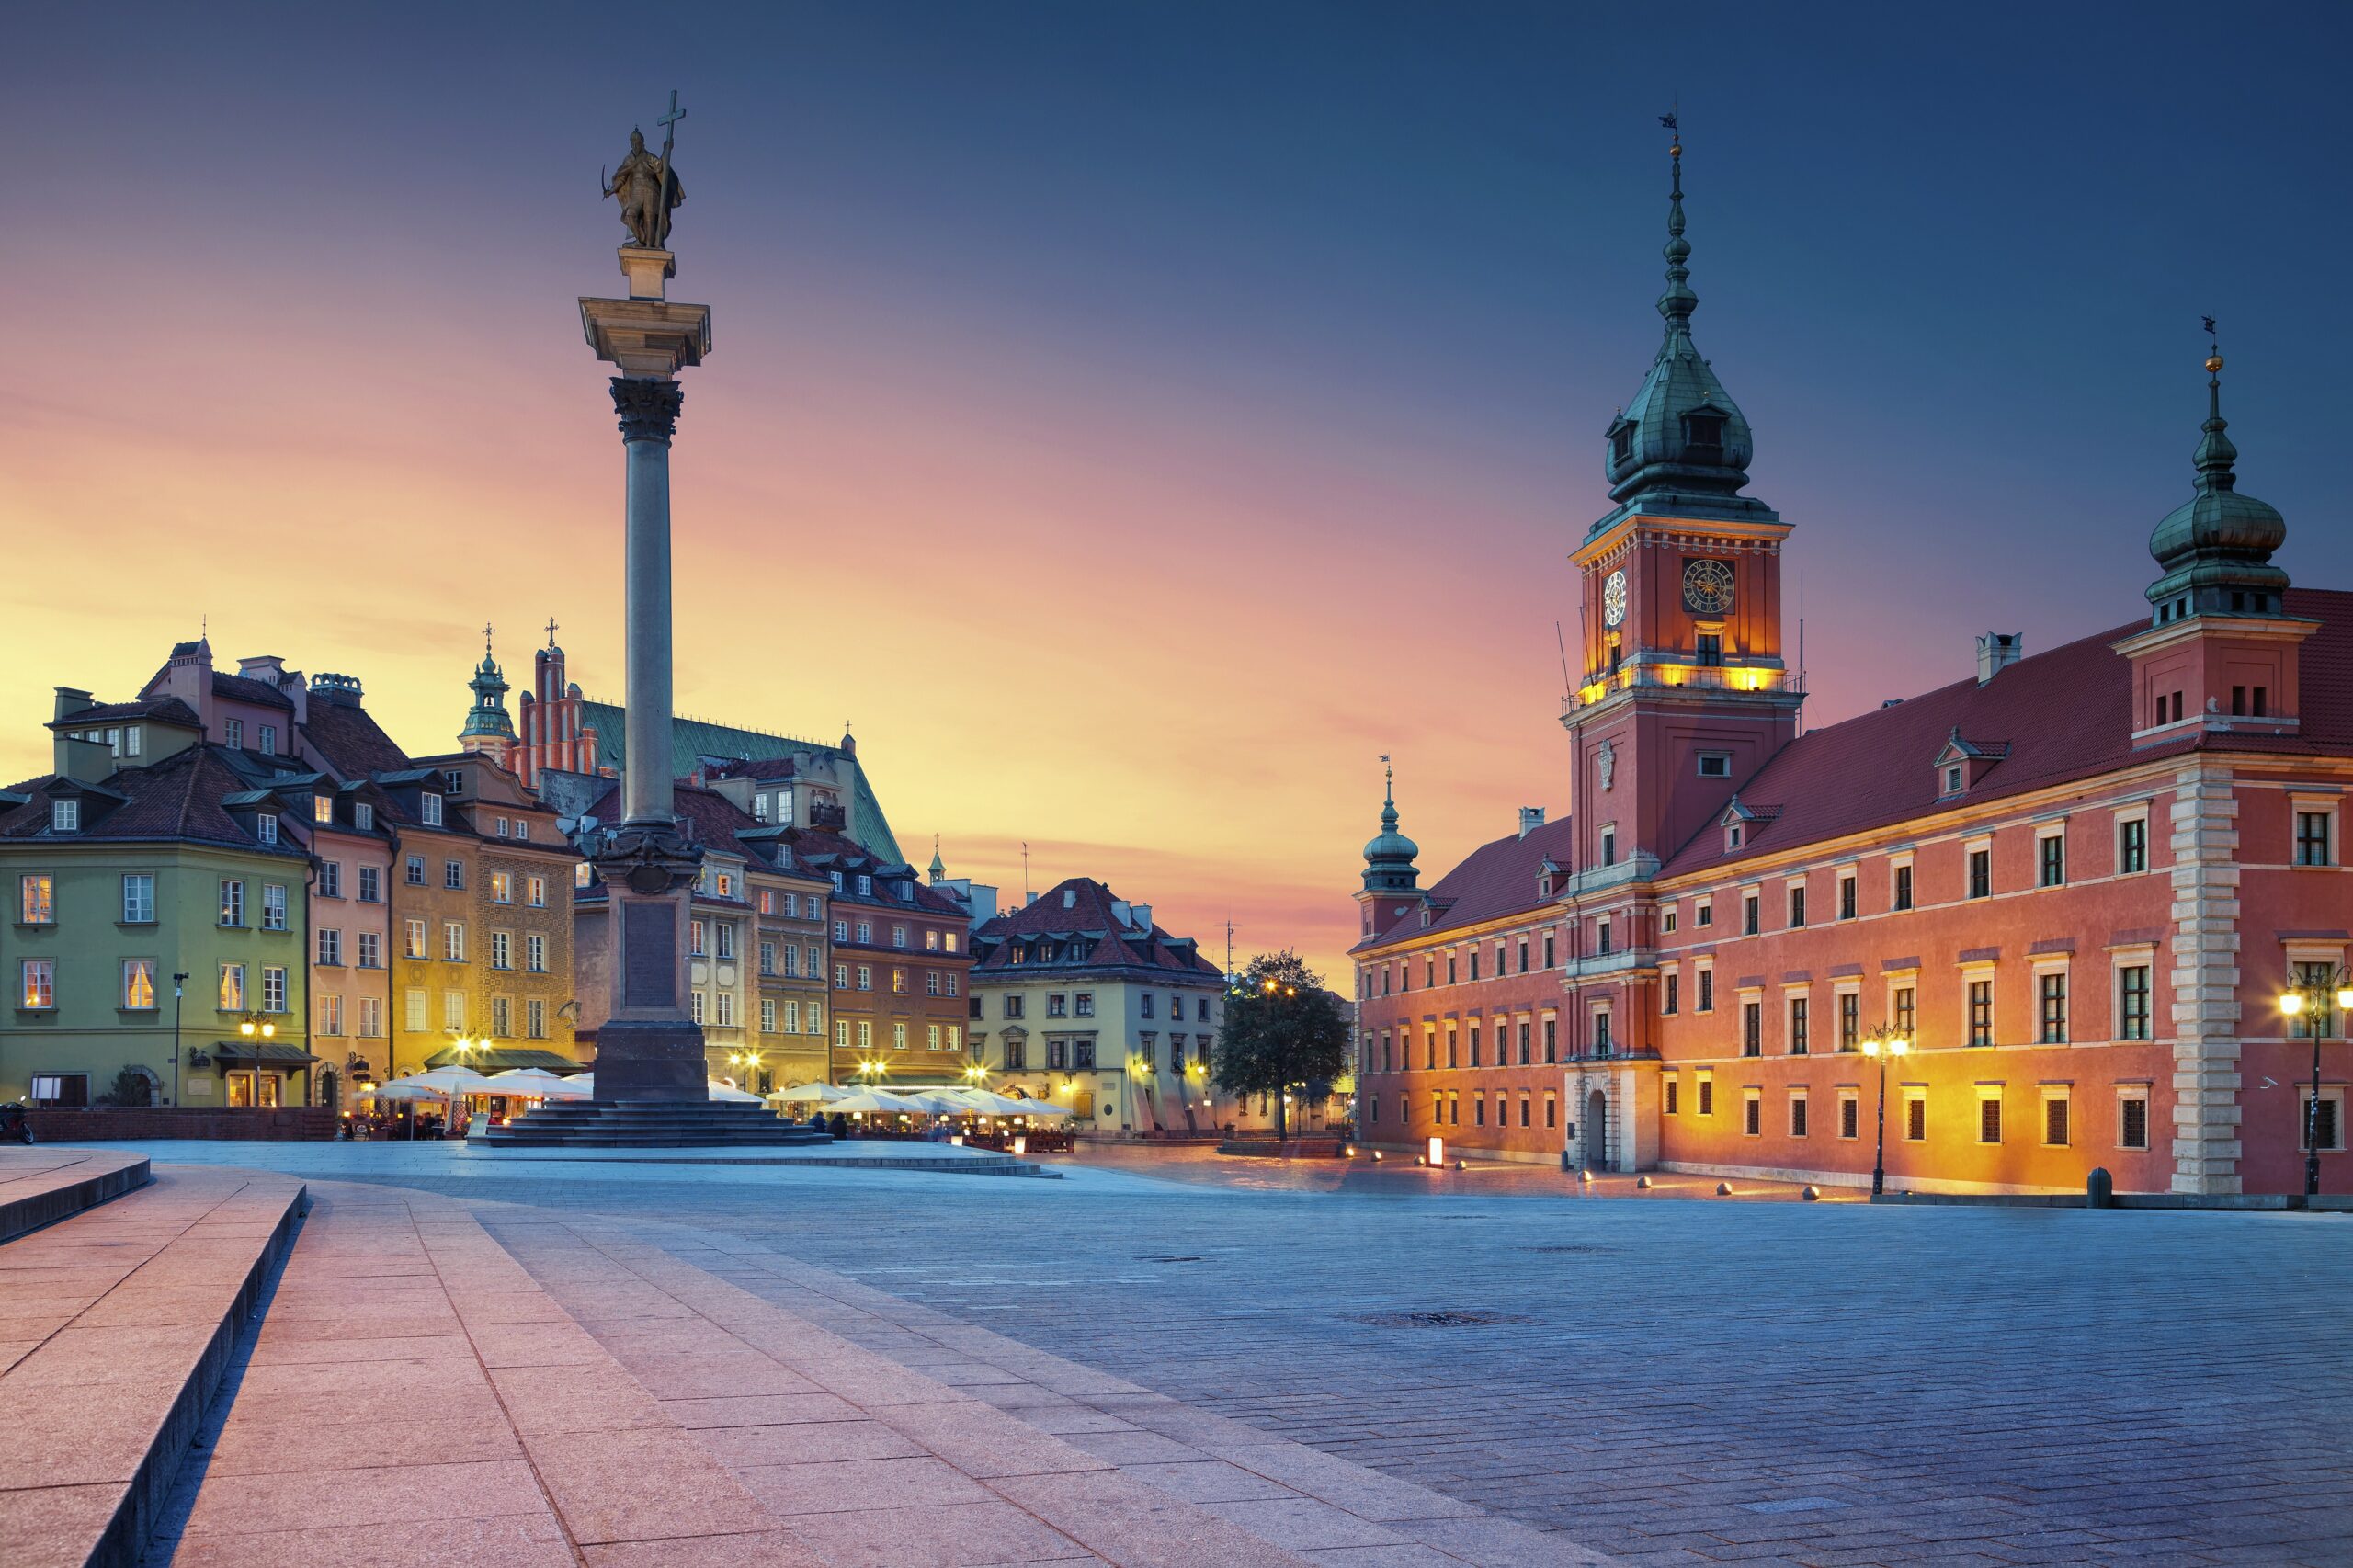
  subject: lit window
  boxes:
[313,794,334,824]
[20,875,53,925]
[22,959,56,1009]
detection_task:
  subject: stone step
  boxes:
[0,1167,305,1568]
[151,1181,801,1568]
[0,1148,152,1245]
[483,1100,832,1150]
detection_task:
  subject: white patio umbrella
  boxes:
[767,1082,857,1104]
[565,1073,764,1104]
[828,1088,923,1116]
[487,1068,591,1098]
[374,1067,497,1099]
[1006,1097,1073,1119]
[879,1090,961,1114]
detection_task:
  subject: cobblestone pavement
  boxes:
[127,1141,2353,1566]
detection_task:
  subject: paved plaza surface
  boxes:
[108,1140,2353,1566]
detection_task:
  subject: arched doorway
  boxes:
[1583,1089,1609,1170]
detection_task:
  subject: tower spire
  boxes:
[2193,316,2238,494]
[1658,112,1696,329]
[2143,318,2288,623]
[1361,755,1419,895]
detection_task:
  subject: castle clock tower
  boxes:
[1563,125,1804,879]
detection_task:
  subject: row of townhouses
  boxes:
[0,632,1284,1131]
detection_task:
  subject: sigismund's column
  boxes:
[577,112,713,1103]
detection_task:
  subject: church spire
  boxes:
[458,622,517,750]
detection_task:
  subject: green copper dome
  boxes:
[460,645,516,741]
[1596,132,1772,530]
[2145,349,2289,622]
[1361,768,1419,894]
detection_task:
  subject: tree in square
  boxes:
[1211,950,1348,1139]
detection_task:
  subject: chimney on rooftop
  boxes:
[1131,903,1151,931]
[1975,633,2023,685]
[1518,806,1547,838]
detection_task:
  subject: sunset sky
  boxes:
[8,3,2349,982]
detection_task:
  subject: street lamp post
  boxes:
[1858,1023,1912,1198]
[2277,966,2353,1199]
[170,973,188,1107]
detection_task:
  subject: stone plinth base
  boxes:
[590,1017,709,1102]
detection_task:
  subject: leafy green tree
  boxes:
[1211,949,1348,1138]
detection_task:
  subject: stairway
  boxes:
[0,1151,304,1568]
[480,1098,833,1148]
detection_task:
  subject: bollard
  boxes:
[1636,1175,1654,1189]
[2086,1166,2114,1209]
[1715,1181,1733,1196]
[1802,1185,1821,1201]
[1578,1168,1594,1184]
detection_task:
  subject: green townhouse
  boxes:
[1,691,313,1109]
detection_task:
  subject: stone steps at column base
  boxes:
[0,1169,306,1568]
[482,1100,831,1148]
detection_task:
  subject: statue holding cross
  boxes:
[604,91,687,251]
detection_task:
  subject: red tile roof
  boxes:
[47,697,201,730]
[1656,587,2353,880]
[209,671,294,710]
[973,878,1222,978]
[0,746,296,854]
[1358,816,1576,953]
[301,699,412,778]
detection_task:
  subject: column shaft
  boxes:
[623,431,674,824]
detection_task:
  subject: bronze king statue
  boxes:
[604,92,686,250]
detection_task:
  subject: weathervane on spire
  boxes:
[2203,315,2223,378]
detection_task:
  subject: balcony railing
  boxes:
[1564,663,1804,716]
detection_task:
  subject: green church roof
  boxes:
[575,701,904,865]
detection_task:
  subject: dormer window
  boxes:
[1944,765,1964,795]
[256,814,278,846]
[1683,410,1727,455]
[1726,822,1743,850]
[51,800,78,834]
[313,795,334,824]
[1609,422,1633,466]
[421,793,443,826]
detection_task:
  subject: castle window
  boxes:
[1599,827,1617,867]
[2296,809,2333,868]
[1610,423,1632,465]
[1683,411,1727,454]
[1698,752,1731,778]
[1696,634,1723,666]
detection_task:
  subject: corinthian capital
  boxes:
[610,377,686,445]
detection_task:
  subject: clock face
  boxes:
[1682,558,1735,616]
[1601,570,1629,628]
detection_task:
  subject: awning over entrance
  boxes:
[211,1041,320,1066]
[421,1046,585,1074]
